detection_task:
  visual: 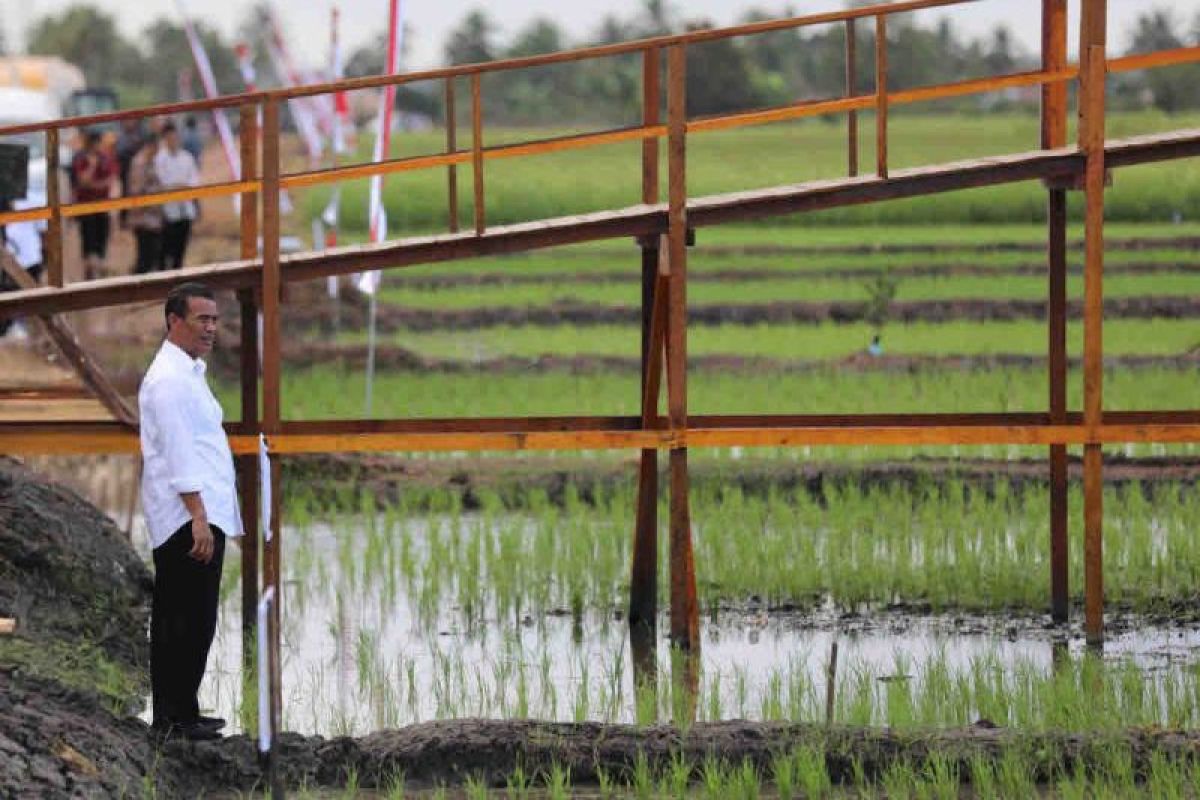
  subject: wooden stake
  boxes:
[471,74,485,235]
[630,50,662,636]
[1079,0,1107,645]
[1042,0,1069,624]
[260,96,285,727]
[45,128,63,288]
[666,45,698,653]
[846,18,859,177]
[445,78,459,233]
[875,15,888,179]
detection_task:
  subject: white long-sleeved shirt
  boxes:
[4,192,48,269]
[139,340,243,549]
[153,146,200,222]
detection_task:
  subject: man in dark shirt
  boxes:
[71,130,117,280]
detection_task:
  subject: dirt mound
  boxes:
[119,720,1200,794]
[0,458,151,668]
[0,457,156,797]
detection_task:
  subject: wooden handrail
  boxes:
[0,68,1080,226]
[1,23,1197,230]
[0,0,975,138]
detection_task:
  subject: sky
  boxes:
[3,0,1199,72]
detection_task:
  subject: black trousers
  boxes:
[134,228,163,274]
[79,213,111,259]
[162,219,192,270]
[151,521,225,725]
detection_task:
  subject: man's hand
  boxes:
[189,517,215,563]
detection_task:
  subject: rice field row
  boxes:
[332,318,1200,361]
[279,480,1200,620]
[233,364,1200,423]
[373,272,1200,310]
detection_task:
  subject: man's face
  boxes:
[165,130,180,151]
[167,296,219,358]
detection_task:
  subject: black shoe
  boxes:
[150,719,222,742]
[196,715,226,731]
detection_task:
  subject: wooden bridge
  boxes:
[3,0,1200,731]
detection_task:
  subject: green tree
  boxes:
[26,5,144,87]
[1125,9,1198,112]
[683,19,764,116]
[444,10,496,66]
[141,19,240,104]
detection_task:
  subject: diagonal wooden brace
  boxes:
[0,250,138,427]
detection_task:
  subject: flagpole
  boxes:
[363,0,403,417]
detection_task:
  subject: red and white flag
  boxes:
[174,0,240,181]
[264,15,326,166]
[329,6,354,156]
[358,0,403,295]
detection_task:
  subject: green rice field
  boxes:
[203,109,1200,794]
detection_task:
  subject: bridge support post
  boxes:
[1042,0,1069,624]
[1080,0,1108,646]
[260,96,285,735]
[629,48,662,670]
[237,103,261,679]
[666,44,699,655]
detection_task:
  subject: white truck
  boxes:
[0,57,119,199]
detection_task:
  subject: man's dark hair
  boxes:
[165,282,215,325]
[84,130,103,148]
[162,122,178,136]
[185,116,197,129]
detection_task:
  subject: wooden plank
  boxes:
[12,417,1200,456]
[1084,443,1104,643]
[45,128,63,288]
[472,74,485,235]
[0,250,136,426]
[846,18,859,177]
[875,14,888,179]
[446,78,459,233]
[1043,0,1069,625]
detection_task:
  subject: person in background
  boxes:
[71,130,117,280]
[115,118,145,226]
[868,334,883,357]
[127,133,165,274]
[0,190,48,339]
[182,116,204,169]
[155,123,200,271]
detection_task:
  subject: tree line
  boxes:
[10,2,1200,123]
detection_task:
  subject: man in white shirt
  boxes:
[140,282,243,740]
[0,190,47,338]
[153,122,200,271]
